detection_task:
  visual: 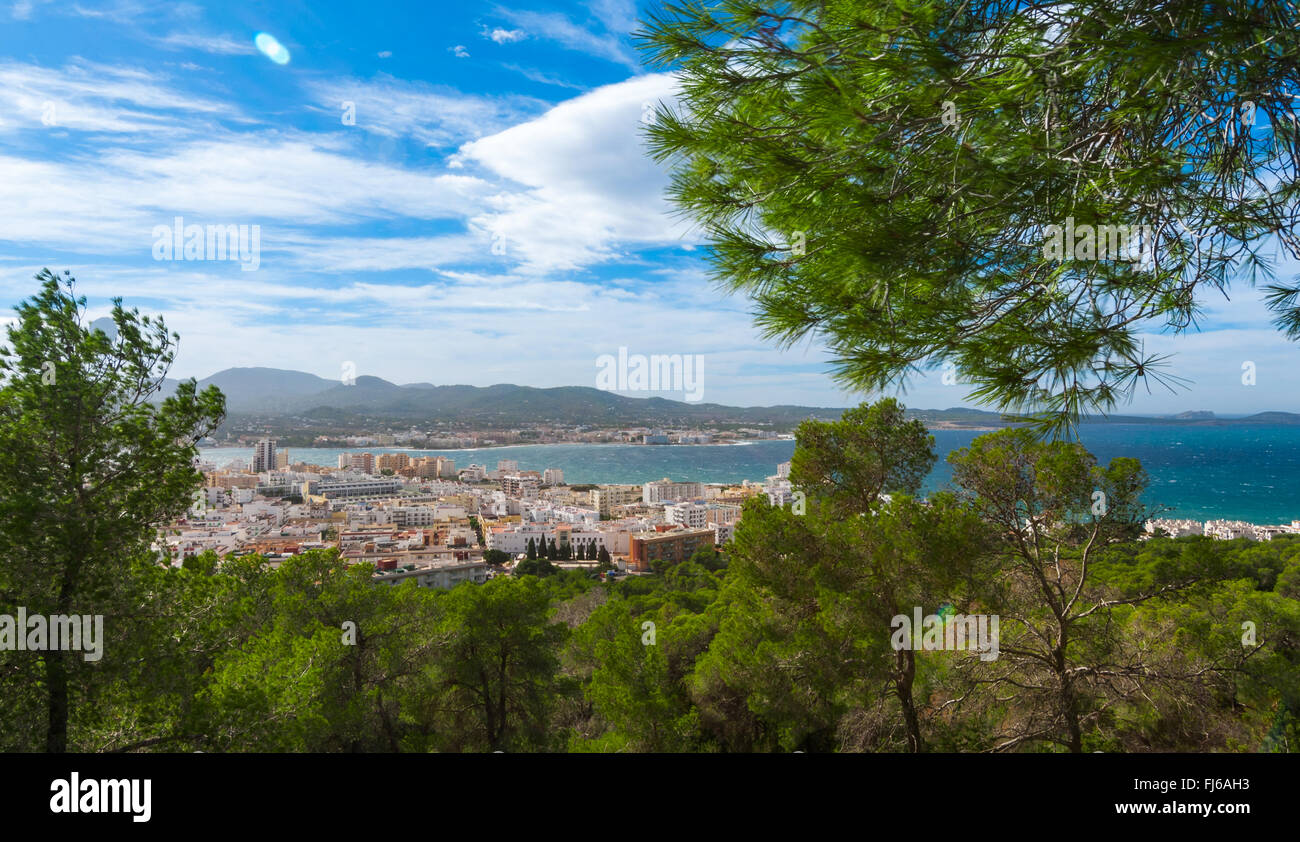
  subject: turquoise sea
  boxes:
[199,423,1300,524]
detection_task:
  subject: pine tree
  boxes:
[640,0,1300,435]
[526,537,537,561]
[0,270,225,751]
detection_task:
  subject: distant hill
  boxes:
[156,367,1300,429]
[161,367,851,427]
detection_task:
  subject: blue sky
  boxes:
[0,0,1297,414]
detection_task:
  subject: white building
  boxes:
[372,559,489,589]
[643,478,704,504]
[543,468,565,486]
[317,478,403,498]
[485,524,611,556]
[501,474,540,500]
[390,506,437,528]
[665,501,709,530]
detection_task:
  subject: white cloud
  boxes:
[482,26,527,44]
[456,72,692,272]
[449,45,469,59]
[306,75,547,147]
[0,261,832,404]
[0,137,492,257]
[152,32,255,55]
[495,8,637,69]
[586,0,638,35]
[0,60,234,135]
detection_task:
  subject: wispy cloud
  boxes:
[503,64,587,90]
[493,6,639,70]
[0,60,235,135]
[152,31,256,55]
[306,74,548,147]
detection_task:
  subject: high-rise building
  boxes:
[543,468,565,486]
[501,474,539,500]
[275,450,289,470]
[252,439,276,473]
[497,459,519,474]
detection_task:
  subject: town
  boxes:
[1143,518,1300,542]
[157,439,803,586]
[160,437,1300,588]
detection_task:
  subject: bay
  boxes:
[199,423,1300,524]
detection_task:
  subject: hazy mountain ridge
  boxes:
[156,368,1300,428]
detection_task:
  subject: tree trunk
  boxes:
[1054,639,1082,753]
[894,648,925,753]
[45,650,69,753]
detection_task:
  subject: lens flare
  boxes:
[254,32,290,65]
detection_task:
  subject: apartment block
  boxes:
[591,484,642,518]
[501,474,540,500]
[252,439,277,473]
[643,478,704,504]
[376,452,410,472]
[628,527,716,572]
[665,501,708,529]
[338,452,375,474]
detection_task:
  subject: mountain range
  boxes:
[160,368,848,427]
[160,367,1300,429]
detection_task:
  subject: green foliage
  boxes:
[790,397,935,514]
[640,0,1300,434]
[0,270,225,751]
[515,557,558,578]
[1,334,1293,755]
[429,576,568,751]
